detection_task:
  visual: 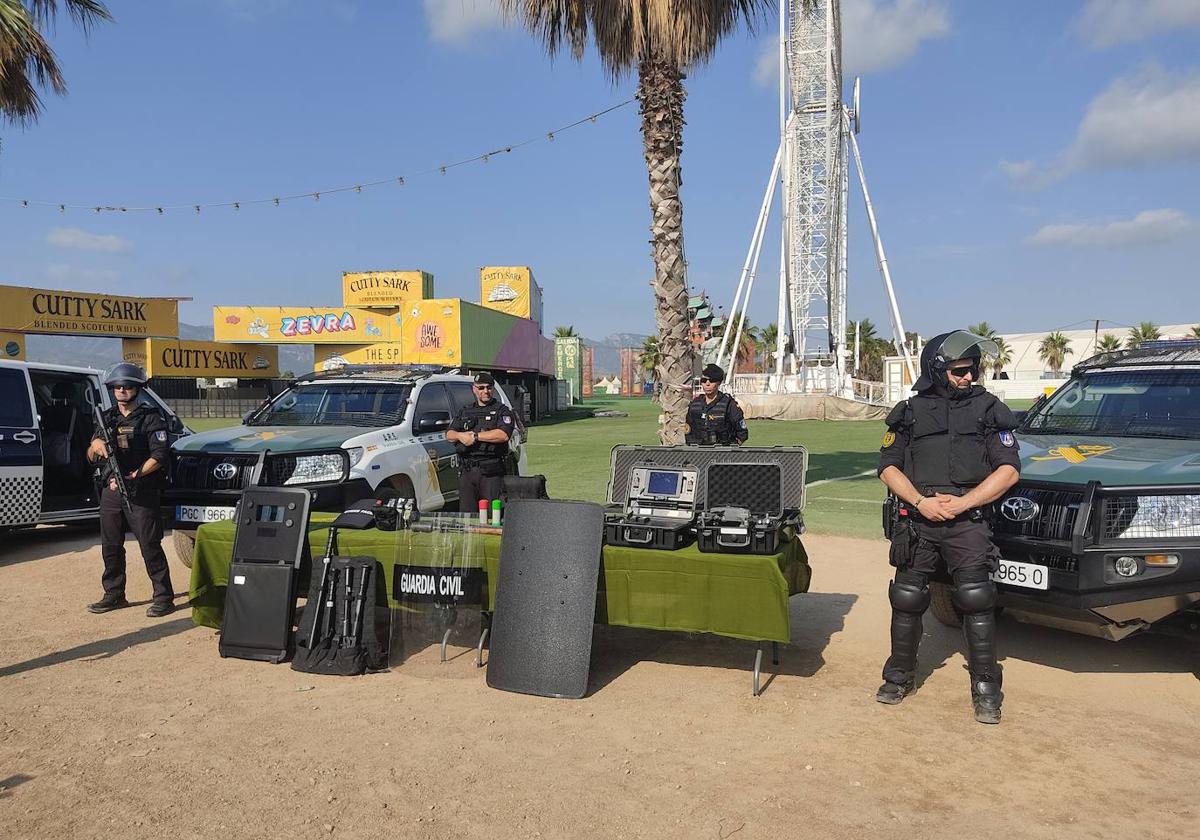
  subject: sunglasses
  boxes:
[699,377,717,384]
[947,365,976,378]
[112,384,137,391]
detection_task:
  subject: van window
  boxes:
[414,383,452,420]
[446,382,476,414]
[0,368,33,427]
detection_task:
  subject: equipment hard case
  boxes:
[696,460,804,555]
[603,465,699,550]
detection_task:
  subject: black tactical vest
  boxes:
[904,389,994,491]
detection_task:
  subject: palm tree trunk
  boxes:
[638,58,693,445]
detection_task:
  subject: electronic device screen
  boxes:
[647,470,680,496]
[255,504,286,523]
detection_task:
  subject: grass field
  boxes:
[182,395,1036,541]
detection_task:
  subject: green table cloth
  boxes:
[189,515,810,643]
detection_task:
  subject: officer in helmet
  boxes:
[685,364,749,446]
[876,331,1020,724]
[85,362,175,617]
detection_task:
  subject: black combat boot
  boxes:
[87,594,130,614]
[971,674,1003,724]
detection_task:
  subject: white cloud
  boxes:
[44,264,122,285]
[1027,209,1193,248]
[46,227,133,254]
[1003,66,1200,187]
[1076,0,1200,49]
[424,0,504,44]
[755,0,948,88]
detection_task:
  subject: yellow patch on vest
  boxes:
[882,431,896,447]
[683,423,690,434]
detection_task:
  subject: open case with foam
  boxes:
[696,454,806,555]
[603,465,699,550]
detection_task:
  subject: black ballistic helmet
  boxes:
[701,363,725,382]
[912,331,998,394]
[104,361,148,389]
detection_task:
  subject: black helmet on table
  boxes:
[912,330,998,394]
[104,361,149,389]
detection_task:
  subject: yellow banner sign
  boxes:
[342,270,434,308]
[403,299,463,365]
[123,338,279,378]
[313,343,406,371]
[213,306,398,344]
[0,284,178,338]
[1,332,27,360]
[480,266,541,326]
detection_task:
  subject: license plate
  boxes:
[991,559,1049,590]
[176,505,236,524]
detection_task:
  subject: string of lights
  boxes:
[2,98,635,215]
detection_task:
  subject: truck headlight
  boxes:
[1116,495,1200,539]
[283,453,346,485]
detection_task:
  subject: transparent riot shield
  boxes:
[388,512,487,670]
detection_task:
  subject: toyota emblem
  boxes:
[213,462,238,481]
[1001,496,1040,522]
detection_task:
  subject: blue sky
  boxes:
[1,0,1198,342]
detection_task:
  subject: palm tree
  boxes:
[1190,325,1200,339]
[991,336,1012,379]
[1038,331,1072,374]
[500,0,772,444]
[553,325,577,337]
[967,322,997,339]
[759,322,778,373]
[1127,321,1161,348]
[1097,333,1122,353]
[638,334,660,377]
[1,1,111,125]
[722,312,759,373]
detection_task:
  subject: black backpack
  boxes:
[292,549,387,676]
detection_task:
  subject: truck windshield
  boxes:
[247,382,411,427]
[1022,370,1200,439]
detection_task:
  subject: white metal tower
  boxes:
[717,0,916,396]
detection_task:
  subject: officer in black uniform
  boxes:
[685,364,749,446]
[876,331,1020,724]
[446,372,516,513]
[85,362,176,618]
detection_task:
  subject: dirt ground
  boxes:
[1,525,1198,840]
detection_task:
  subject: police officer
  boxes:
[85,362,176,618]
[446,372,516,513]
[685,364,749,446]
[876,331,1020,724]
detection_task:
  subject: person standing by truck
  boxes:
[875,331,1020,724]
[85,363,175,618]
[446,372,515,513]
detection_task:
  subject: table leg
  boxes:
[772,641,780,666]
[476,627,489,668]
[439,628,452,663]
[753,647,763,697]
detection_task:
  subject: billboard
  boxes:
[403,299,463,365]
[480,266,543,331]
[313,343,405,370]
[1,332,26,360]
[342,270,434,308]
[581,346,594,398]
[123,338,279,378]
[0,284,178,338]
[213,306,398,344]
[555,336,583,403]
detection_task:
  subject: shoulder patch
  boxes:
[882,431,896,448]
[502,415,512,424]
[154,430,167,443]
[738,419,747,429]
[998,431,1015,448]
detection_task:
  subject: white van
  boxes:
[0,359,190,531]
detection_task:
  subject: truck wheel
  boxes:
[929,581,962,627]
[172,530,196,569]
[383,476,417,509]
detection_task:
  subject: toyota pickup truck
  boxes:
[927,342,1200,639]
[165,366,526,566]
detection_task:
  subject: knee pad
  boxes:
[889,571,930,614]
[952,569,997,615]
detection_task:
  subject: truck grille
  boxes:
[171,453,261,491]
[994,487,1085,542]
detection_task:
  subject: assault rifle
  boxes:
[85,387,132,514]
